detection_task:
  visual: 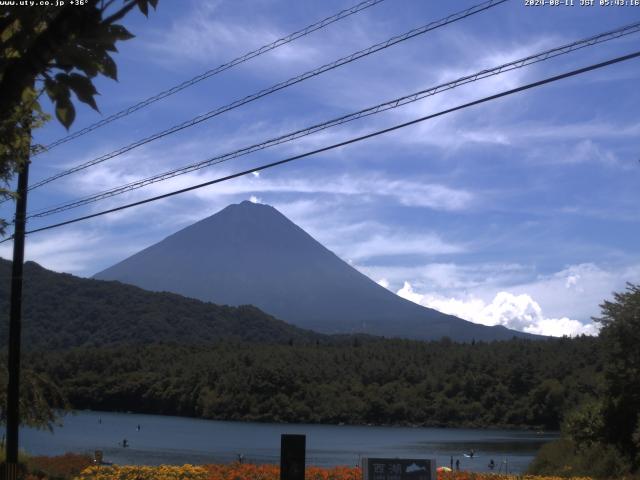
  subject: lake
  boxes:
[21,411,557,473]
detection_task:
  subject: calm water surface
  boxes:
[22,411,557,473]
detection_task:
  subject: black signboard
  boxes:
[280,434,306,480]
[362,458,436,480]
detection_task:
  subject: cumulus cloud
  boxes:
[396,281,599,337]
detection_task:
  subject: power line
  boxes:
[8,49,638,241]
[25,20,640,220]
[34,0,387,155]
[26,0,507,191]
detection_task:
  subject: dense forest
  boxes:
[27,336,602,430]
[0,259,323,348]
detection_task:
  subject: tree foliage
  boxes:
[0,362,68,430]
[0,259,323,349]
[595,283,640,469]
[0,0,158,219]
[530,284,640,477]
[28,336,603,431]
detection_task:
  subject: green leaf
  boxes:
[108,24,135,41]
[55,45,100,77]
[65,73,99,111]
[136,0,149,16]
[20,85,36,103]
[55,97,75,130]
[98,53,117,81]
[0,18,21,44]
[43,76,69,107]
[43,77,58,100]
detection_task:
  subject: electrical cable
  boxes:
[4,49,636,242]
[25,20,640,220]
[34,0,387,155]
[26,0,507,191]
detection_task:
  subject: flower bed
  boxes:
[71,464,596,480]
[73,464,209,480]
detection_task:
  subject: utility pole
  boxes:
[4,146,30,480]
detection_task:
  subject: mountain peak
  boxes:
[239,199,260,206]
[236,199,266,208]
[212,199,280,220]
[179,200,304,246]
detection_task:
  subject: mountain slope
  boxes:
[0,258,322,349]
[95,201,534,341]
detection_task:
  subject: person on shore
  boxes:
[122,438,128,448]
[488,459,495,470]
[455,459,460,471]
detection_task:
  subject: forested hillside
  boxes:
[29,336,602,430]
[0,259,322,348]
[0,257,605,432]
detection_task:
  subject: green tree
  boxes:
[562,400,605,448]
[0,364,68,430]
[595,283,640,469]
[0,0,158,230]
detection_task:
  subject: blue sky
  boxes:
[2,0,639,336]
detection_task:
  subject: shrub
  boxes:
[27,453,93,480]
[527,438,629,478]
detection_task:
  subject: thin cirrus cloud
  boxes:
[59,151,477,215]
[345,233,465,261]
[0,229,144,275]
[141,1,340,70]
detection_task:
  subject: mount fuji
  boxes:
[94,201,535,341]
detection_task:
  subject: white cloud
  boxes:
[346,232,464,261]
[62,154,476,215]
[507,263,640,322]
[360,262,532,291]
[189,173,476,212]
[143,1,321,70]
[274,207,467,263]
[396,282,598,337]
[0,229,145,275]
[357,257,640,334]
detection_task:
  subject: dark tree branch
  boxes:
[102,0,138,26]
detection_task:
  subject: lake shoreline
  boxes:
[61,408,556,433]
[22,410,558,474]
